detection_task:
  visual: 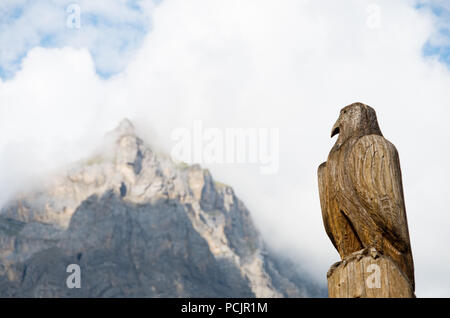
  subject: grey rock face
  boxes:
[0,120,325,297]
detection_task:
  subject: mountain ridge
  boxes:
[0,119,326,297]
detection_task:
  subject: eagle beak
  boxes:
[331,120,340,138]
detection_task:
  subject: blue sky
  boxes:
[0,0,449,81]
[0,0,154,79]
[417,1,450,64]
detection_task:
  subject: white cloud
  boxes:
[1,0,450,296]
[0,0,155,78]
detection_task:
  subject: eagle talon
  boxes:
[369,247,380,259]
[327,261,341,278]
[352,248,366,256]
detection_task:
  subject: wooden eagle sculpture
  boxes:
[318,102,414,290]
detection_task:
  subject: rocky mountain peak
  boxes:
[0,119,325,298]
[115,118,136,135]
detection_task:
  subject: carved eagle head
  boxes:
[331,102,383,147]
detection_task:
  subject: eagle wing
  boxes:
[348,135,411,253]
[318,162,337,250]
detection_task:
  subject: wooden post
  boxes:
[327,248,415,298]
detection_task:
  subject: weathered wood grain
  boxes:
[327,248,414,298]
[319,103,415,297]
